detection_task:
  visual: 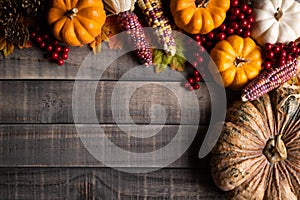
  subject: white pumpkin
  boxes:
[251,0,300,46]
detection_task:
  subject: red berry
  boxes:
[46,44,53,52]
[240,19,248,27]
[200,36,206,43]
[51,52,59,60]
[243,30,251,38]
[40,41,46,49]
[57,58,64,66]
[194,76,201,82]
[197,56,204,63]
[272,45,281,53]
[35,36,43,43]
[192,61,198,67]
[61,52,68,60]
[241,4,249,12]
[199,46,205,53]
[297,47,300,54]
[278,43,285,50]
[231,0,239,7]
[188,77,194,84]
[264,61,272,69]
[189,86,194,91]
[219,24,226,32]
[55,45,62,53]
[193,70,200,76]
[264,43,273,51]
[288,41,296,47]
[194,35,201,42]
[280,50,287,58]
[238,13,245,20]
[247,16,255,24]
[63,47,70,53]
[231,8,240,16]
[193,83,200,90]
[207,32,214,39]
[245,7,253,15]
[184,82,190,89]
[196,41,202,46]
[217,32,226,40]
[279,58,286,66]
[286,55,293,61]
[290,46,298,53]
[42,34,49,41]
[52,40,59,46]
[30,32,37,39]
[246,24,251,30]
[226,28,235,35]
[230,22,239,29]
[265,51,274,59]
[236,28,243,35]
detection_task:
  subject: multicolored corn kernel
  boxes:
[118,10,152,65]
[137,0,176,56]
[242,59,298,102]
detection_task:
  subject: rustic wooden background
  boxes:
[0,43,228,199]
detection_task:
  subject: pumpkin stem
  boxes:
[263,134,287,164]
[66,8,78,19]
[274,8,283,21]
[195,0,210,8]
[234,57,248,67]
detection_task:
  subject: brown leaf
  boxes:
[89,15,123,53]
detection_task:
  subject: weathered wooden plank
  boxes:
[0,124,211,168]
[0,81,211,124]
[0,44,189,81]
[0,168,226,200]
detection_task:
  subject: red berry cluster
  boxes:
[30,29,70,66]
[263,41,300,69]
[193,0,254,52]
[183,68,202,91]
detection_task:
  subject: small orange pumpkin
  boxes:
[209,35,263,91]
[170,0,230,34]
[48,0,106,46]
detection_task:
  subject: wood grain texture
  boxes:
[0,124,210,168]
[0,81,211,124]
[0,44,190,81]
[0,168,226,200]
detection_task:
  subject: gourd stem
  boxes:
[274,8,283,21]
[195,0,210,8]
[263,134,287,164]
[234,57,248,67]
[66,8,78,19]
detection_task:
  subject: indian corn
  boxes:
[137,0,176,56]
[242,59,298,102]
[118,10,153,65]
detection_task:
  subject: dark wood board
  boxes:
[0,168,226,200]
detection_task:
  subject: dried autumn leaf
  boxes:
[0,38,14,57]
[90,15,124,53]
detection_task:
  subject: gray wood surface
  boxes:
[0,124,210,168]
[0,168,226,200]
[0,81,211,124]
[0,40,227,199]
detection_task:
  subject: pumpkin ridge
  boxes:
[229,161,269,199]
[284,160,300,188]
[278,162,296,194]
[72,19,94,44]
[284,130,300,149]
[226,107,269,142]
[284,163,300,198]
[225,119,266,147]
[76,15,102,38]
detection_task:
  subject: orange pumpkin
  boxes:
[48,0,106,46]
[170,0,230,34]
[209,35,263,91]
